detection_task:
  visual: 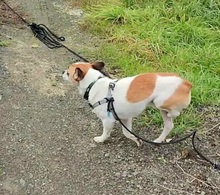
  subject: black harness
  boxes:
[83,79,100,101]
[83,78,118,118]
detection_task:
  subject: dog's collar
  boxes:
[83,77,103,100]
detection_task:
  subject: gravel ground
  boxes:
[0,0,219,195]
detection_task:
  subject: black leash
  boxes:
[2,0,112,77]
[2,0,219,170]
[191,131,220,170]
[108,99,220,170]
[1,0,89,62]
[28,23,89,62]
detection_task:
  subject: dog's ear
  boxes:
[73,68,84,81]
[92,62,105,71]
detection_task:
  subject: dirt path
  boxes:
[0,0,219,195]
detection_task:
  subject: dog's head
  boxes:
[62,61,105,83]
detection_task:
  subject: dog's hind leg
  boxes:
[154,110,174,143]
[94,119,114,143]
[121,118,142,147]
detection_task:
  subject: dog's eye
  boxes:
[67,72,69,76]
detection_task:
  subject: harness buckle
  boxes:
[109,82,116,90]
[88,80,118,110]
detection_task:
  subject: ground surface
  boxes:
[0,0,220,195]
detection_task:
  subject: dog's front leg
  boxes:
[94,119,114,143]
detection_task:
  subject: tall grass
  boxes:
[83,0,220,105]
[72,0,220,134]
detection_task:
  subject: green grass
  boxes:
[65,0,115,7]
[71,0,220,134]
[0,40,9,47]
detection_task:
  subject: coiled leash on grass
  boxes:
[2,0,220,170]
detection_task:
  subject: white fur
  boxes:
[63,67,190,146]
[62,70,69,81]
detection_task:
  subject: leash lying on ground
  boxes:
[2,0,89,62]
[110,100,220,170]
[2,0,220,170]
[2,0,111,77]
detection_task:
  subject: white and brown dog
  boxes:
[62,61,192,146]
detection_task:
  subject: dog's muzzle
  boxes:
[62,70,69,81]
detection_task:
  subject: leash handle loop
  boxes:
[38,23,65,42]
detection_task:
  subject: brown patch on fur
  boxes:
[67,63,92,81]
[127,73,157,102]
[161,80,192,110]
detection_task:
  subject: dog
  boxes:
[62,61,192,146]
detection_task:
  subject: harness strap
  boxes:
[106,97,118,120]
[89,98,109,108]
[89,80,118,109]
[83,77,103,101]
[84,81,96,100]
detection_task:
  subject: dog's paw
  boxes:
[94,136,105,143]
[153,138,163,143]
